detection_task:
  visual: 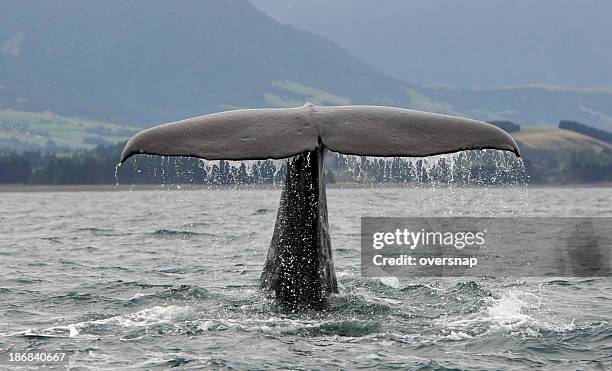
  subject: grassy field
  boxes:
[265,80,352,107]
[513,126,612,152]
[0,110,140,151]
[2,107,611,157]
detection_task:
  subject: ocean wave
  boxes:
[76,227,120,236]
[400,283,444,296]
[345,277,401,292]
[329,294,392,315]
[152,229,203,237]
[543,279,574,286]
[436,290,575,338]
[181,313,384,338]
[285,320,382,337]
[8,305,193,340]
[253,208,274,215]
[181,222,210,227]
[127,285,211,304]
[74,305,191,337]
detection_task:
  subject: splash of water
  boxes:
[116,150,528,216]
[114,162,122,186]
[329,150,527,187]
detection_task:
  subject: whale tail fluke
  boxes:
[119,104,521,309]
[120,103,520,164]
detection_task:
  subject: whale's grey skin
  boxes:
[259,146,337,309]
[120,103,520,163]
[119,103,521,308]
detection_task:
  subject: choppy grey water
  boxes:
[1,187,610,370]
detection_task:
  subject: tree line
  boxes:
[2,140,610,185]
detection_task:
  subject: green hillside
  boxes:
[513,127,612,152]
[422,85,612,130]
[1,0,611,148]
[0,0,414,126]
[0,110,139,151]
[253,0,612,129]
[511,127,612,184]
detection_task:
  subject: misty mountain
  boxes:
[421,85,612,128]
[0,0,413,126]
[251,0,612,88]
[1,0,611,134]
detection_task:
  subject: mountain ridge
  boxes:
[251,0,612,87]
[0,0,414,126]
[1,0,611,135]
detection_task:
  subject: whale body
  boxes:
[120,103,520,309]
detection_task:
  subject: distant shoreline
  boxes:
[0,184,278,193]
[1,182,612,193]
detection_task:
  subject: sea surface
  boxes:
[0,186,610,370]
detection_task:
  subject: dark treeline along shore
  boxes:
[1,118,611,186]
[0,143,514,186]
[1,139,611,185]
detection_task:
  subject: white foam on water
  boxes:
[195,316,373,337]
[443,330,473,340]
[89,305,189,327]
[335,270,356,278]
[483,290,540,335]
[437,289,575,337]
[67,324,80,337]
[128,292,150,300]
[198,320,217,331]
[378,276,400,289]
[18,305,191,338]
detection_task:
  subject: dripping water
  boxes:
[114,162,122,186]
